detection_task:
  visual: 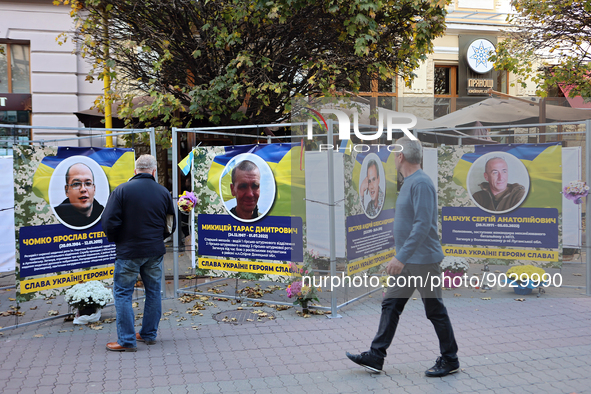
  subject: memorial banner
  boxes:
[438,143,562,267]
[14,146,134,300]
[344,146,397,275]
[194,143,305,281]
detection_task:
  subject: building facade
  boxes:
[0,0,103,155]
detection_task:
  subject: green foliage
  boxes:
[56,0,449,127]
[492,0,591,98]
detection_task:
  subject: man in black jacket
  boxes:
[102,155,175,352]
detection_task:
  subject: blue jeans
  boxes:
[113,255,163,348]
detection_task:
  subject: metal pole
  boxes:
[327,119,342,318]
[149,127,157,181]
[102,9,113,148]
[586,120,591,296]
[148,127,165,296]
[191,160,196,269]
[172,128,180,297]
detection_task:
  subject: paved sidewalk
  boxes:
[2,259,591,394]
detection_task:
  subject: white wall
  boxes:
[0,1,103,145]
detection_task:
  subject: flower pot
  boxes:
[301,300,309,315]
[78,305,97,316]
[513,285,533,295]
[73,307,101,325]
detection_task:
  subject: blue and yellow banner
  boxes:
[193,143,305,281]
[451,142,562,211]
[438,143,562,266]
[32,147,134,204]
[14,146,134,301]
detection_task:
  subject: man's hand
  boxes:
[386,257,404,276]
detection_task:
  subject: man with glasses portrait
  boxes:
[54,162,104,227]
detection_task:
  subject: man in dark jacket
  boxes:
[102,155,175,352]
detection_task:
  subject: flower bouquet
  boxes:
[440,256,469,288]
[563,180,589,204]
[178,191,198,214]
[285,262,321,314]
[505,265,547,295]
[64,281,113,324]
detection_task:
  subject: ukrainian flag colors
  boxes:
[452,143,562,210]
[205,143,305,217]
[32,147,134,204]
[178,149,194,176]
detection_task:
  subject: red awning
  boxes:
[558,83,591,109]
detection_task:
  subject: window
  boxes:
[358,74,398,112]
[0,42,31,155]
[0,43,31,94]
[434,65,458,118]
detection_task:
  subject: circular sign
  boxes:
[467,38,496,74]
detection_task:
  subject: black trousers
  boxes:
[370,263,458,362]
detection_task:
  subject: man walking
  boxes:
[102,155,175,352]
[346,137,460,377]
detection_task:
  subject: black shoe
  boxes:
[425,357,460,377]
[346,351,383,373]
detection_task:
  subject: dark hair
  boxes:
[65,162,94,185]
[231,160,259,184]
[367,159,380,178]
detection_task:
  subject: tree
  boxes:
[57,0,448,128]
[493,0,591,98]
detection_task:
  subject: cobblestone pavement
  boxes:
[1,255,590,394]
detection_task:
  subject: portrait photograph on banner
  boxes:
[343,146,397,276]
[193,143,305,282]
[13,146,135,301]
[438,143,562,268]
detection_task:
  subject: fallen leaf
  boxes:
[48,310,59,316]
[480,290,487,293]
[481,297,491,300]
[33,334,43,338]
[573,273,582,276]
[237,307,243,310]
[30,306,38,310]
[273,305,291,311]
[8,298,15,301]
[514,298,526,302]
[132,302,139,308]
[90,325,103,330]
[57,330,67,333]
[453,293,461,297]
